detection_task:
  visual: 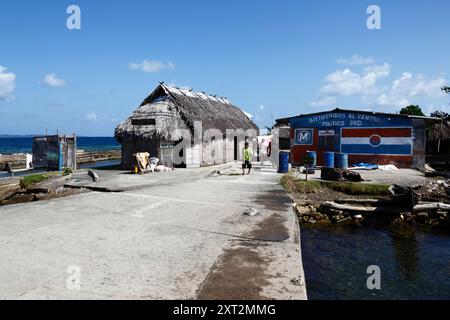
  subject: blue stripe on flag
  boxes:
[341,144,412,155]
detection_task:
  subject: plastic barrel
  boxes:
[278,151,290,173]
[306,151,317,168]
[335,153,348,169]
[323,152,335,168]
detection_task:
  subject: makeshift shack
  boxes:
[115,83,258,169]
[270,117,291,170]
[32,135,77,171]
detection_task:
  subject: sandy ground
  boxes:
[0,162,307,300]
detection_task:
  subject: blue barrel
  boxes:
[335,153,348,169]
[278,151,290,173]
[323,152,335,168]
[306,151,317,168]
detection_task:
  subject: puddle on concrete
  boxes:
[197,242,271,300]
[249,189,291,241]
[249,213,290,242]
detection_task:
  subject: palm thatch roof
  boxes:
[115,83,258,142]
[428,119,450,142]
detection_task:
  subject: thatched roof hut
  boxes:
[427,119,450,155]
[115,83,259,168]
[115,83,257,142]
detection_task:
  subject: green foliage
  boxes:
[399,105,425,116]
[295,180,322,193]
[20,173,53,189]
[62,167,73,176]
[430,110,449,120]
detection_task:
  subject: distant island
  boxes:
[0,134,37,138]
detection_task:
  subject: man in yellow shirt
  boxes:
[242,142,253,175]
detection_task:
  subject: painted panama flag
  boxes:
[340,128,413,155]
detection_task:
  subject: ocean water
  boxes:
[300,224,450,300]
[0,136,120,155]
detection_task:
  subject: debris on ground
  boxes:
[243,207,259,216]
[88,169,99,182]
[378,164,399,171]
[350,163,378,170]
[135,152,151,173]
[211,167,242,176]
[388,184,419,209]
[421,163,450,178]
[149,157,159,172]
[320,167,363,182]
[413,179,450,202]
[155,165,173,172]
[290,276,304,286]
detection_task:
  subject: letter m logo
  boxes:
[295,129,313,145]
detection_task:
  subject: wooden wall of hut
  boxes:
[412,118,427,168]
[120,137,159,169]
[120,134,252,169]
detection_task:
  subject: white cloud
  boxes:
[259,105,264,110]
[86,112,97,121]
[310,57,447,110]
[320,63,390,96]
[129,60,175,73]
[337,54,376,66]
[166,82,191,90]
[41,73,66,87]
[0,66,16,101]
[310,96,337,107]
[375,72,447,107]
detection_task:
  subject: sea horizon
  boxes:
[0,136,120,155]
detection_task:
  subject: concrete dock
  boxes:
[0,163,307,300]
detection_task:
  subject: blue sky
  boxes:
[0,0,449,136]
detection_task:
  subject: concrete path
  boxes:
[0,163,307,300]
[304,168,427,187]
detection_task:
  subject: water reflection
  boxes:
[301,224,450,299]
[390,228,420,281]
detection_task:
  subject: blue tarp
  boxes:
[352,163,378,170]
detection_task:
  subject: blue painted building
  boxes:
[288,109,439,168]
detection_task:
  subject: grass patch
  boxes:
[281,173,389,196]
[20,173,56,189]
[281,174,322,194]
[321,181,389,195]
[294,180,322,193]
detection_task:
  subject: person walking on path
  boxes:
[242,142,253,175]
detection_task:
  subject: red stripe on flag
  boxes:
[342,128,411,138]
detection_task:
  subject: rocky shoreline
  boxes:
[283,174,450,232]
[293,199,450,231]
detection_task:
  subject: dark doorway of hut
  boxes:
[173,142,186,169]
[234,136,238,161]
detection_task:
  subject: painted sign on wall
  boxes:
[294,128,314,145]
[291,110,412,129]
[341,128,413,155]
[318,130,335,136]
